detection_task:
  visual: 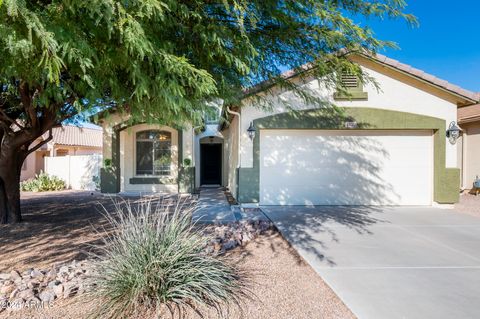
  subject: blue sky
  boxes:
[358,1,480,92]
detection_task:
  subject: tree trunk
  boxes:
[0,146,26,224]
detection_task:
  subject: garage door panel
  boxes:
[260,130,433,206]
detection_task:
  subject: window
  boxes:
[204,106,220,124]
[56,149,69,156]
[136,130,172,176]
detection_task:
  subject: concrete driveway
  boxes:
[262,206,480,319]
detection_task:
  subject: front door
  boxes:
[200,143,222,185]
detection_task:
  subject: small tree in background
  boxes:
[0,0,415,223]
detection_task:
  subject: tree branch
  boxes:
[26,128,52,156]
[19,81,37,128]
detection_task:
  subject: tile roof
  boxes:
[368,53,480,103]
[458,104,480,123]
[43,125,102,147]
[244,51,480,104]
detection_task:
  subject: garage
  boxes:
[260,130,433,205]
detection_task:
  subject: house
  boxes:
[20,125,103,181]
[97,52,479,205]
[457,103,480,191]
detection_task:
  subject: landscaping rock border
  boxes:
[0,219,275,312]
[205,220,276,254]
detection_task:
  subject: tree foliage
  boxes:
[0,0,415,223]
[1,0,416,125]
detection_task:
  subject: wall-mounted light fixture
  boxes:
[446,121,462,145]
[247,122,256,141]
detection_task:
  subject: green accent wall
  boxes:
[237,107,460,204]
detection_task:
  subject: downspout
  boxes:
[226,107,241,200]
[461,127,467,190]
[192,125,202,191]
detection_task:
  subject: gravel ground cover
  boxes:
[455,192,480,216]
[0,191,355,319]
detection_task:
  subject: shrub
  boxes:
[91,198,248,319]
[20,172,66,192]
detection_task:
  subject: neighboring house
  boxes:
[97,52,479,205]
[457,103,480,190]
[20,125,103,181]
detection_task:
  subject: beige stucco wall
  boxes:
[224,115,239,197]
[238,59,459,169]
[459,121,480,189]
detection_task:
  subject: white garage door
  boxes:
[260,130,433,205]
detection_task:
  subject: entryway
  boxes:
[200,143,222,185]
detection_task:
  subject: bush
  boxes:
[20,172,66,192]
[91,198,248,319]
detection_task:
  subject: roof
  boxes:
[458,104,480,124]
[363,52,480,103]
[43,125,103,148]
[244,51,480,105]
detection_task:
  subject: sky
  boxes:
[356,1,480,92]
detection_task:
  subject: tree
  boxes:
[0,0,415,223]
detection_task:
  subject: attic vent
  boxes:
[340,73,360,89]
[334,72,368,100]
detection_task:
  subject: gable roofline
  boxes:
[243,51,479,105]
[357,52,479,104]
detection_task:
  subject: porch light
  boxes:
[446,121,462,145]
[247,122,256,141]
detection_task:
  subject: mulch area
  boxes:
[0,190,355,319]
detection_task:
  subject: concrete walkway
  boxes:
[192,188,236,223]
[192,188,269,223]
[262,206,480,319]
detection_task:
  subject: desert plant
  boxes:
[20,172,66,192]
[90,198,248,319]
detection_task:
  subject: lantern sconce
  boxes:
[247,122,256,141]
[446,121,462,145]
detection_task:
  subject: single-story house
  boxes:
[21,124,103,181]
[457,103,480,191]
[97,53,479,205]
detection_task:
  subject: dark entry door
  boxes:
[200,143,222,185]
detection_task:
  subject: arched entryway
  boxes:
[199,136,223,186]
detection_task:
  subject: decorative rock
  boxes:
[17,289,34,300]
[59,266,69,274]
[63,283,78,299]
[0,285,14,295]
[223,239,236,250]
[53,284,64,298]
[46,269,57,281]
[0,273,10,281]
[9,270,21,281]
[39,290,55,303]
[30,269,44,279]
[47,280,60,289]
[9,288,19,299]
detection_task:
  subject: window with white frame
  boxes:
[136,130,172,176]
[204,106,220,124]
